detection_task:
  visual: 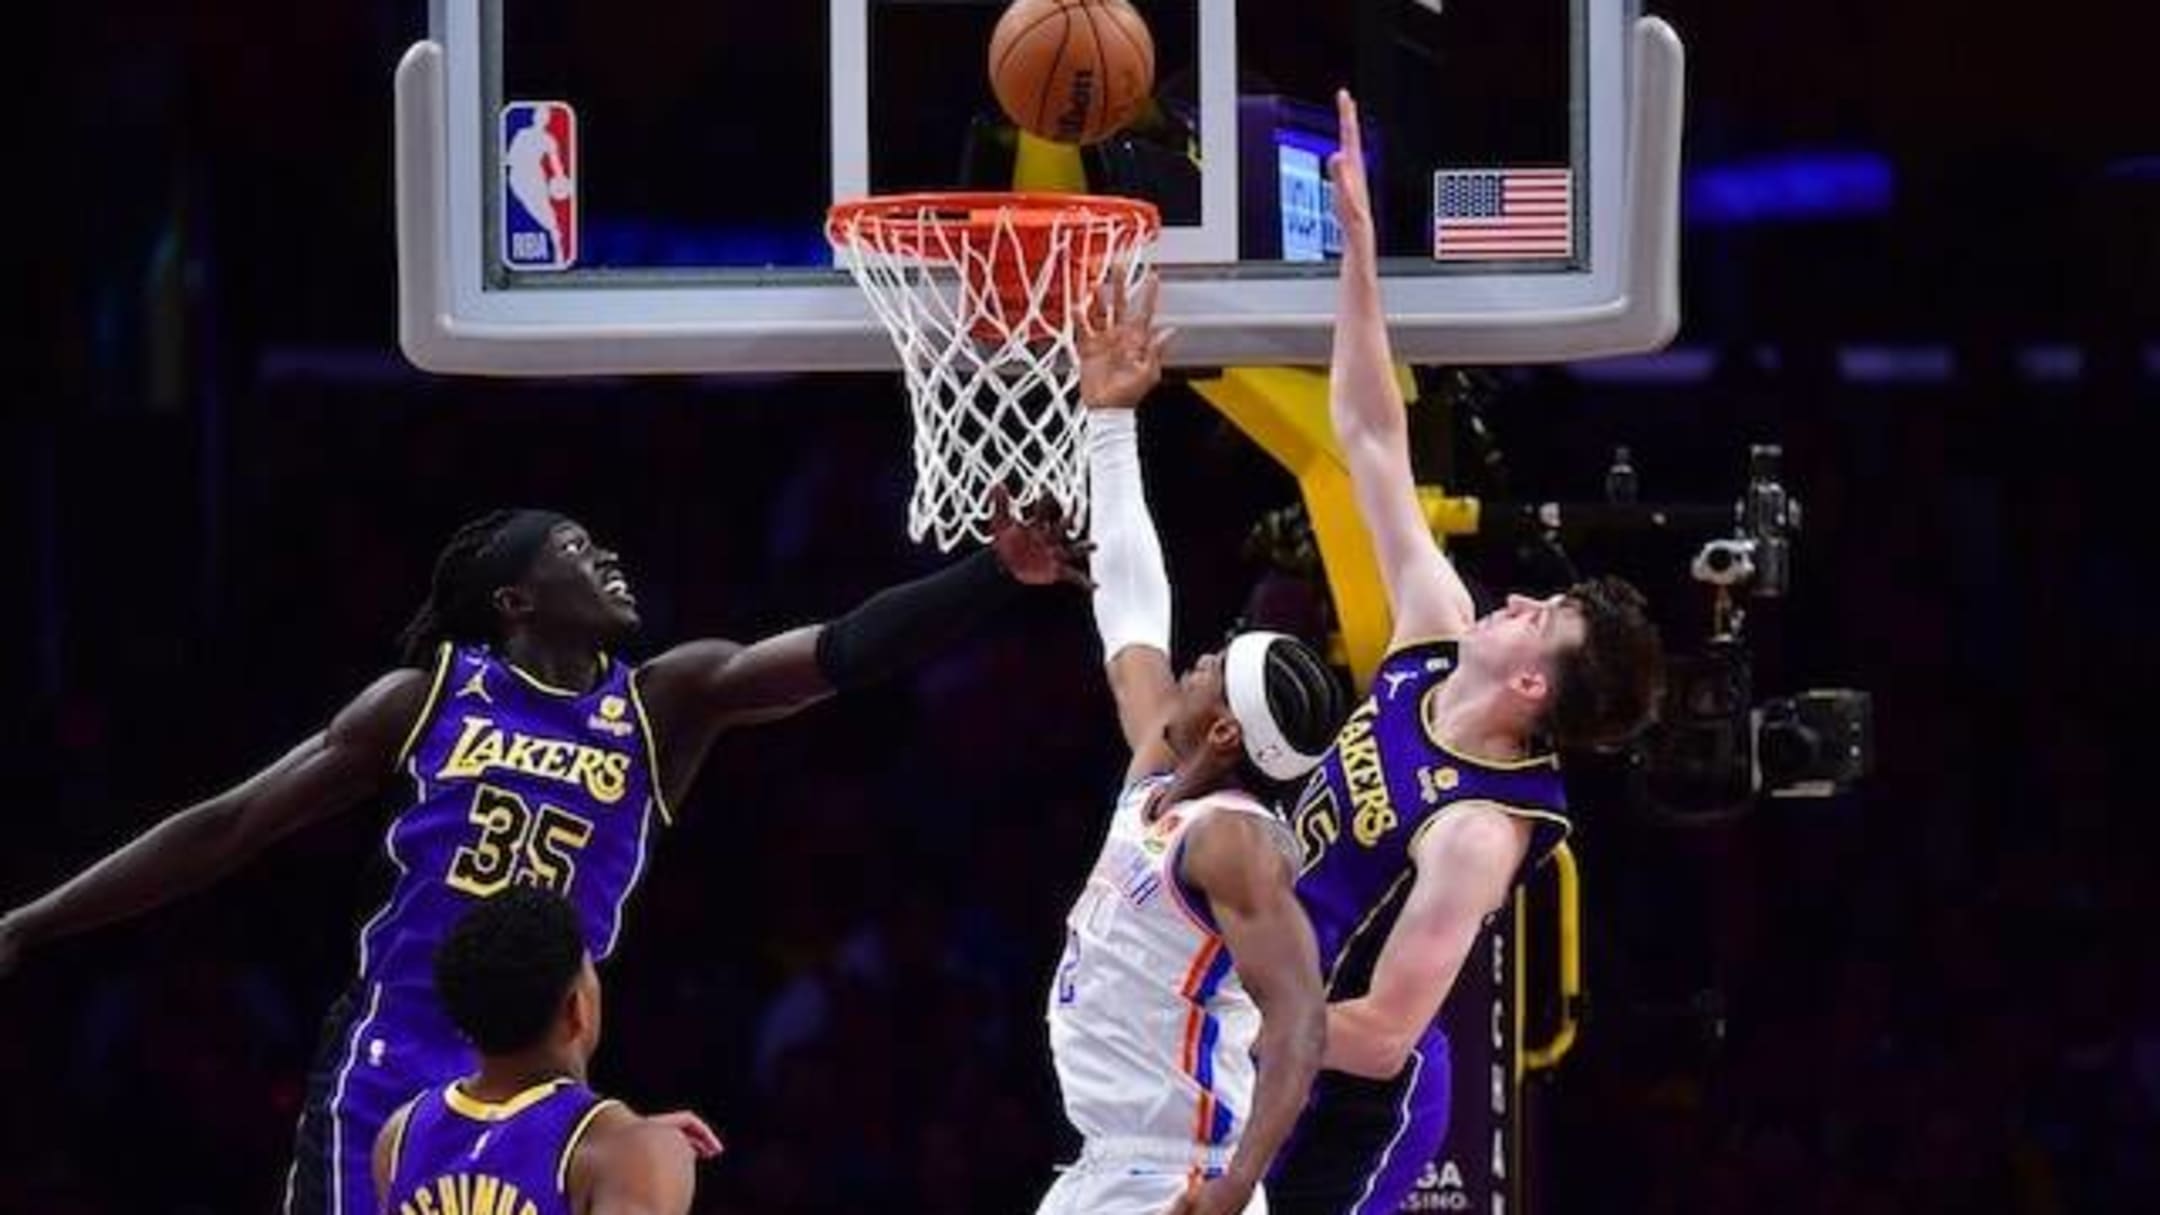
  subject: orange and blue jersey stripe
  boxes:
[1178,939,1239,1149]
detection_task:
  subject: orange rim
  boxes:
[826,192,1161,258]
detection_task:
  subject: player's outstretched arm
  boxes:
[1327,90,1477,646]
[1323,804,1529,1079]
[571,1110,701,1215]
[1078,271,1182,780]
[634,502,1086,764]
[1175,813,1326,1215]
[0,668,429,976]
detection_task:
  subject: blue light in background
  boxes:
[2102,156,2160,181]
[1686,150,1895,226]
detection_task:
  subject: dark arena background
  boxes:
[7,2,2158,1213]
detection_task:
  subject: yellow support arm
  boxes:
[1190,365,1477,686]
[1519,841,1584,1072]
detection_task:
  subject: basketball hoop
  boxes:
[827,192,1161,550]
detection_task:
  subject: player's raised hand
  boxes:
[988,488,1094,590]
[1078,268,1176,411]
[647,1110,724,1160]
[1163,1173,1257,1215]
[1329,89,1376,248]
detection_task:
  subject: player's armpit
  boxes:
[1323,805,1529,1078]
[0,667,426,961]
[1181,813,1326,1192]
[578,1120,697,1215]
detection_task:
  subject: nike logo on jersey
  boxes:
[455,669,494,703]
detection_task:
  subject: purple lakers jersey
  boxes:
[1286,639,1569,997]
[360,643,666,1054]
[383,1078,618,1215]
[291,645,666,1215]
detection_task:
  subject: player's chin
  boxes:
[599,602,642,635]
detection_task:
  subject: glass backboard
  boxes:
[398,0,1682,373]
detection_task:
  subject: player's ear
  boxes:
[564,961,598,1039]
[492,585,534,623]
[1205,713,1243,761]
[1509,667,1551,704]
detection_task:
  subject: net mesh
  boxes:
[828,194,1160,550]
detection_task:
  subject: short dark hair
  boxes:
[1547,576,1666,750]
[433,888,587,1055]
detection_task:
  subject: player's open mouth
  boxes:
[601,572,635,604]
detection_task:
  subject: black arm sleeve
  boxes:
[813,549,1021,691]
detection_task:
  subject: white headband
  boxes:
[1224,632,1328,781]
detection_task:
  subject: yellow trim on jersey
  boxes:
[503,653,608,698]
[1404,799,1574,869]
[1416,683,1559,771]
[555,1098,625,1192]
[626,669,672,826]
[1381,632,1468,661]
[384,1098,417,1183]
[443,1077,574,1122]
[392,642,456,772]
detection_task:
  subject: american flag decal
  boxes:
[1432,168,1574,261]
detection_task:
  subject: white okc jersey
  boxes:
[1047,774,1295,1160]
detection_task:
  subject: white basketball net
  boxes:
[829,195,1159,550]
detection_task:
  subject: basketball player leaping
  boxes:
[1038,275,1348,1215]
[0,506,1082,1215]
[376,888,720,1215]
[1263,91,1667,1215]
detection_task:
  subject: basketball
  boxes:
[988,0,1156,146]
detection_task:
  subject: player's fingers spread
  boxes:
[1138,270,1162,324]
[653,1111,724,1158]
[1150,326,1179,362]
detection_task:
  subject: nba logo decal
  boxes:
[501,101,578,271]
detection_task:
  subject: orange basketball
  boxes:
[988,0,1156,146]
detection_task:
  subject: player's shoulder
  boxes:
[371,1092,427,1195]
[330,664,446,752]
[1177,792,1300,874]
[1409,801,1534,872]
[568,1105,693,1200]
[355,664,441,710]
[563,1099,639,1178]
